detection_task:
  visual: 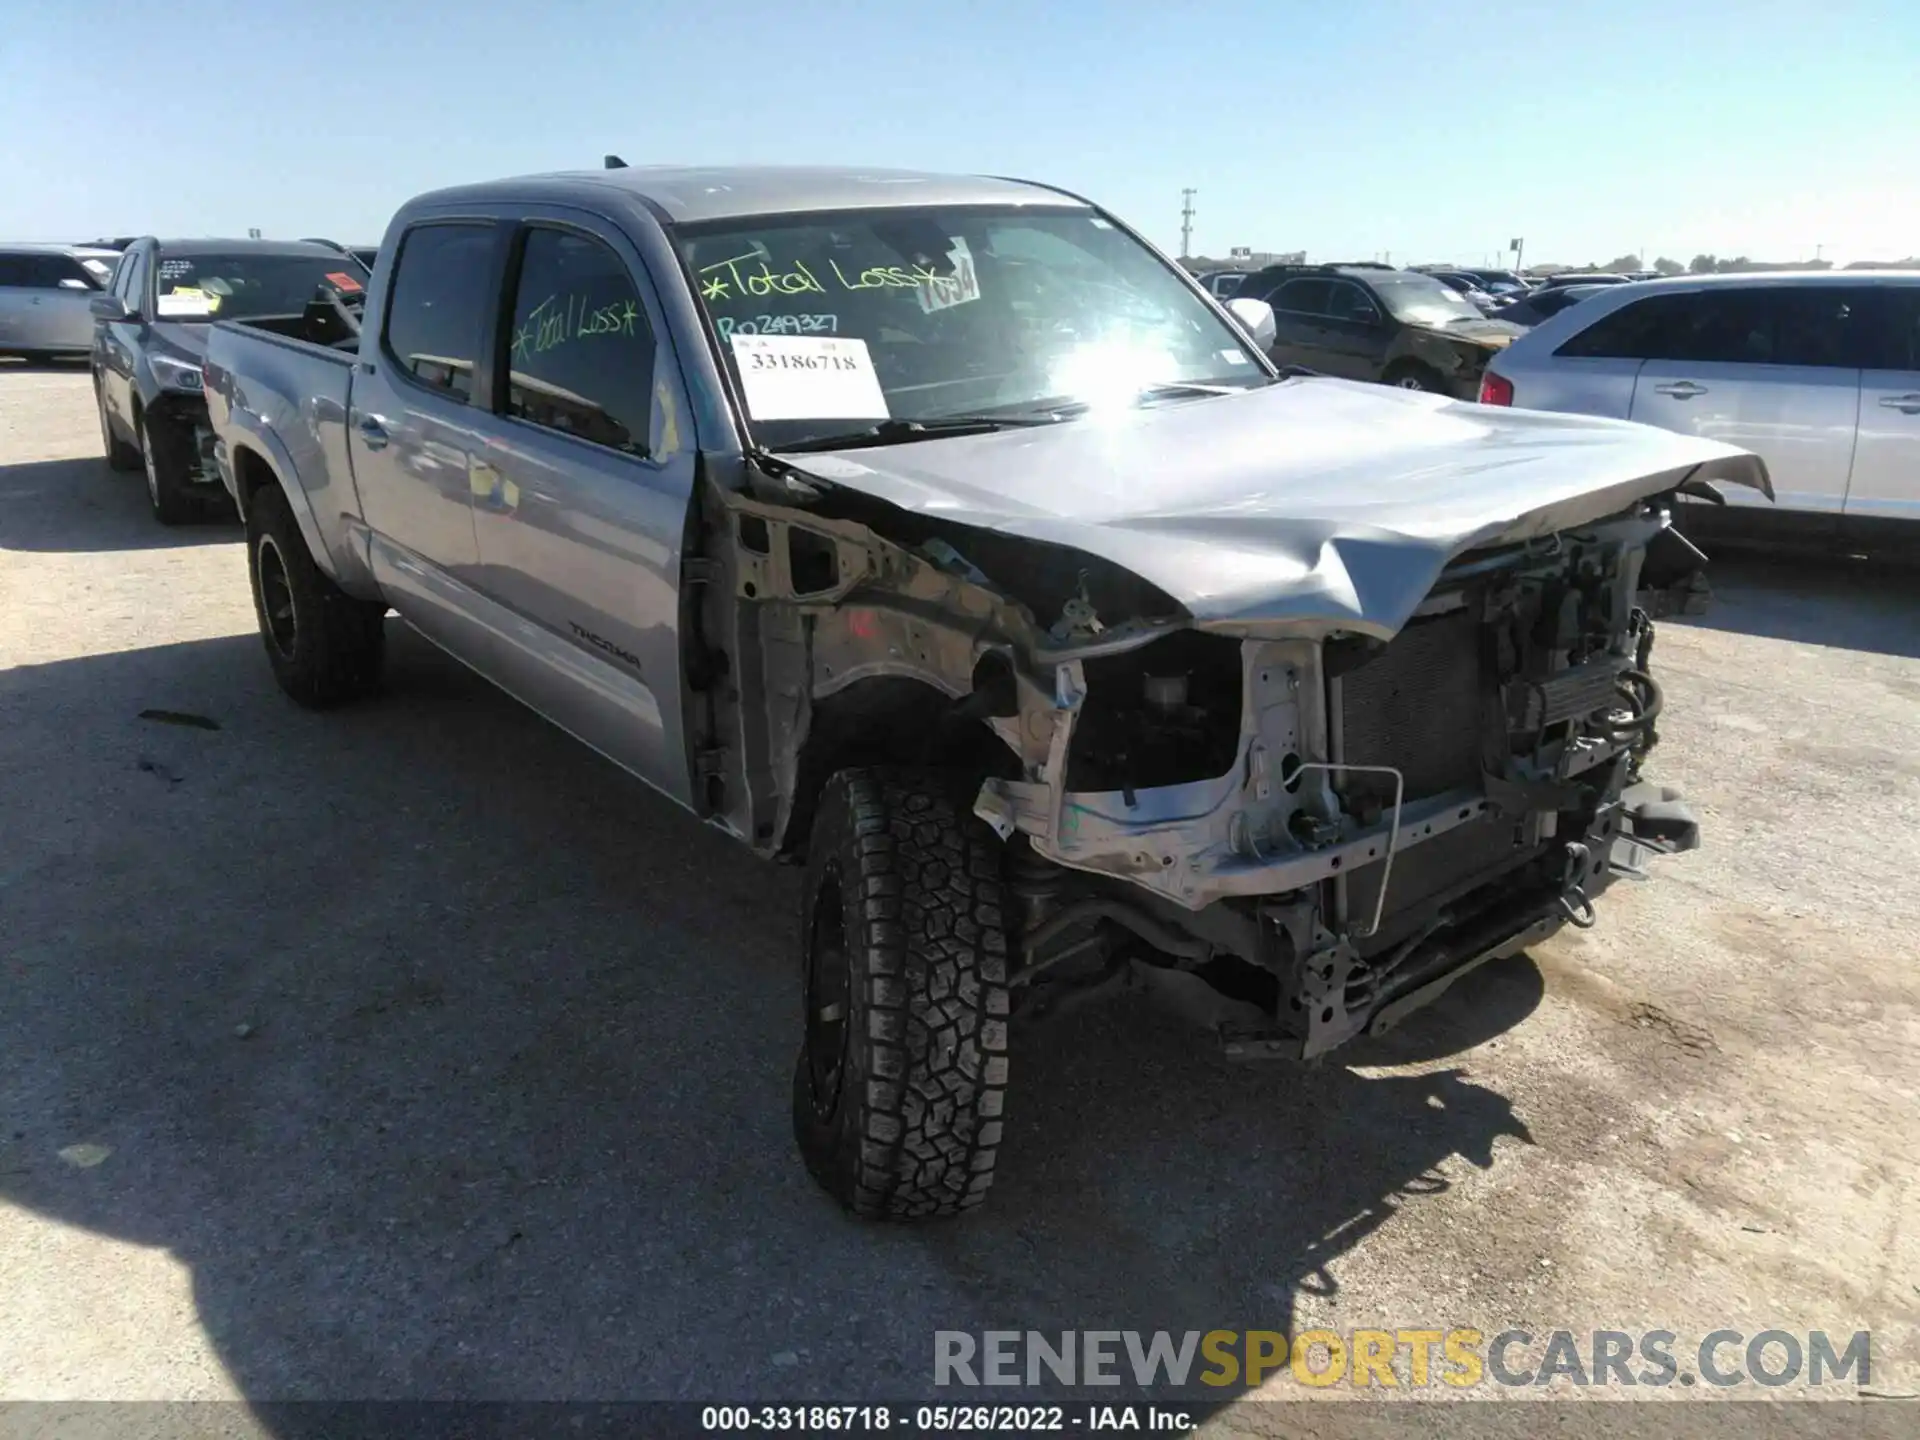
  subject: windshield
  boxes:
[153,251,368,322]
[675,205,1266,448]
[1367,273,1487,327]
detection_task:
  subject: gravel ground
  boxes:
[1,362,1915,1436]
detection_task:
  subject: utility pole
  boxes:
[1179,189,1196,260]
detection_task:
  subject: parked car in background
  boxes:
[0,245,109,360]
[1194,269,1247,300]
[303,237,381,270]
[1491,283,1608,327]
[91,236,371,523]
[1237,263,1524,394]
[72,248,123,287]
[203,163,1751,1221]
[1423,269,1502,314]
[1463,268,1534,297]
[1539,272,1630,290]
[1481,272,1920,555]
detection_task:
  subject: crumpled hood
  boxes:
[778,377,1770,640]
[1415,317,1524,348]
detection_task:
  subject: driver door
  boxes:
[461,212,701,810]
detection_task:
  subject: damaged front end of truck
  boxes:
[691,385,1769,1060]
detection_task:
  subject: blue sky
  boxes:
[5,0,1916,266]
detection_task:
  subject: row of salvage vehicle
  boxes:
[59,167,1781,1218]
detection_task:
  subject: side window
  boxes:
[31,255,95,290]
[1855,287,1920,371]
[119,250,148,312]
[1555,294,1701,360]
[502,227,654,455]
[1325,281,1379,323]
[383,223,497,401]
[1561,287,1872,368]
[1273,278,1331,317]
[1765,289,1867,368]
[0,253,30,288]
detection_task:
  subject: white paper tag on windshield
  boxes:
[918,237,981,315]
[731,335,889,421]
[157,289,214,318]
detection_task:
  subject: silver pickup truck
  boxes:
[204,165,1768,1221]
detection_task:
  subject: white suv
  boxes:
[1480,272,1920,553]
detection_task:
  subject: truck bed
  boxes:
[203,314,362,571]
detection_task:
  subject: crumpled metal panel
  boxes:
[779,378,1770,641]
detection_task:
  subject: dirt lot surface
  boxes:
[2,362,1915,1436]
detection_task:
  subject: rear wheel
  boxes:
[792,769,1011,1220]
[245,482,387,707]
[139,414,195,525]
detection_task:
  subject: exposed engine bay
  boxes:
[696,464,1711,1061]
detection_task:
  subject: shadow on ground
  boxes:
[1676,553,1920,659]
[0,621,1544,1413]
[0,455,236,552]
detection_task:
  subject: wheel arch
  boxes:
[224,435,372,597]
[780,672,1021,861]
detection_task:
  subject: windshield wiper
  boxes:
[777,415,1063,453]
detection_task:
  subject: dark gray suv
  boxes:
[91,237,367,523]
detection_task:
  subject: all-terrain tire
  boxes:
[245,481,387,708]
[793,769,1011,1220]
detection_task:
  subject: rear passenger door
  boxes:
[350,219,502,659]
[1846,284,1920,522]
[463,212,699,809]
[1620,287,1862,513]
[1267,278,1333,369]
[25,254,100,352]
[1315,279,1393,380]
[0,252,33,353]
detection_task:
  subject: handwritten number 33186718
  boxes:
[745,352,859,373]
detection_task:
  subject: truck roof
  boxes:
[410,165,1080,224]
[147,238,350,256]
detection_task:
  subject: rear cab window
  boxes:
[381,223,499,401]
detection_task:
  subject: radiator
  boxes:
[1335,609,1534,947]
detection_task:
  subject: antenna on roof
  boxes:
[604,154,628,169]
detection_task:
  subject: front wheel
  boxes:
[793,769,1011,1220]
[139,414,195,524]
[245,482,387,708]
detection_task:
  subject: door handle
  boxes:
[1653,380,1708,399]
[1878,393,1920,414]
[356,415,391,450]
